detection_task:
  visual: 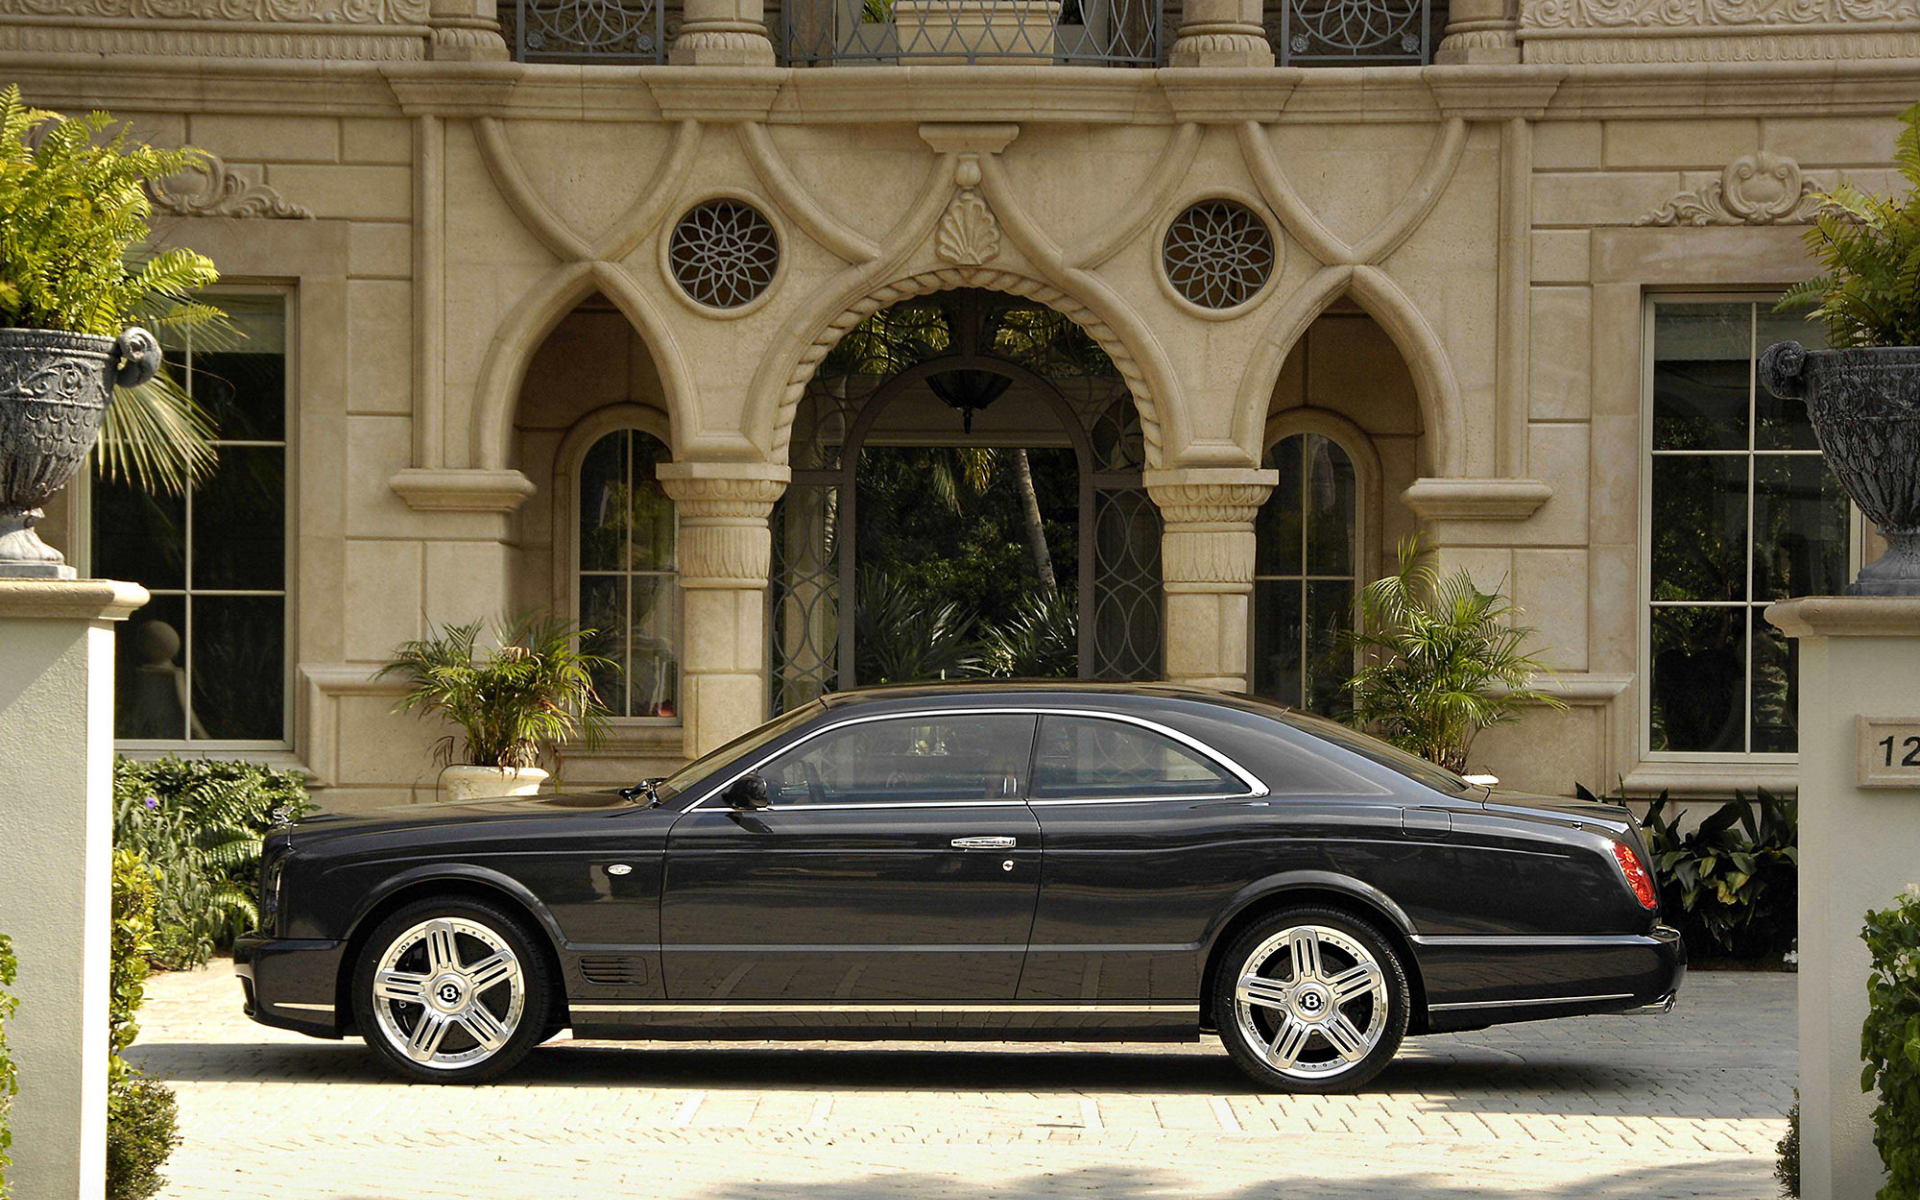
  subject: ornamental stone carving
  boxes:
[659,472,788,586]
[1633,151,1821,227]
[1525,0,1914,30]
[0,0,427,20]
[936,190,1000,266]
[145,153,313,220]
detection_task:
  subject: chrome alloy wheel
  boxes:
[1232,924,1389,1080]
[370,917,525,1070]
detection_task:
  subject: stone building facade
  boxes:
[14,0,1912,804]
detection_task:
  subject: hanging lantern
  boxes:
[926,368,1013,434]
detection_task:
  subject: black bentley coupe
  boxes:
[236,683,1683,1091]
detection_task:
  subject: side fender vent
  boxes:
[579,955,649,987]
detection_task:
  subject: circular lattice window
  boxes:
[667,200,780,310]
[1162,200,1276,310]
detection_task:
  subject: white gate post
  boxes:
[0,580,147,1200]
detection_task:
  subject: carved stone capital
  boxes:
[1143,467,1276,526]
[658,463,789,585]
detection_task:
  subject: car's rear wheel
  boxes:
[1211,905,1410,1093]
[351,897,551,1084]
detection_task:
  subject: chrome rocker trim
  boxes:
[570,1002,1193,1015]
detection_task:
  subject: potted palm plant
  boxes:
[0,86,222,578]
[1760,100,1920,597]
[380,615,612,802]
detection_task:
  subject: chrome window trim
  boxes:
[1427,992,1635,1012]
[571,1002,1193,1015]
[683,705,1268,812]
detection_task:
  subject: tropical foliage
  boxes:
[1778,99,1920,349]
[1863,885,1920,1200]
[975,587,1078,679]
[1580,783,1800,961]
[381,614,612,771]
[0,933,15,1200]
[854,564,981,685]
[1342,535,1563,773]
[1778,1094,1800,1198]
[0,86,223,493]
[112,757,310,970]
[106,851,177,1200]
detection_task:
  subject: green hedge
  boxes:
[107,851,178,1200]
[112,758,310,970]
[0,933,16,1200]
[1863,886,1920,1200]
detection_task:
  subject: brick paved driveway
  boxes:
[130,966,1793,1200]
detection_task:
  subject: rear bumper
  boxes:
[1412,923,1686,1033]
[233,934,348,1039]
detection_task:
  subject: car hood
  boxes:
[285,789,642,844]
[1478,790,1636,836]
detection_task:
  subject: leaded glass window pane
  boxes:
[576,429,679,719]
[1646,297,1843,757]
[1254,433,1358,716]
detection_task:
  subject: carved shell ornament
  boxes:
[144,152,313,220]
[936,190,1001,266]
[1634,151,1822,227]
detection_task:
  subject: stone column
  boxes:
[1434,0,1520,63]
[1766,596,1920,1200]
[1145,467,1276,692]
[428,0,510,60]
[657,462,788,758]
[669,0,776,64]
[1167,0,1274,66]
[0,579,147,1200]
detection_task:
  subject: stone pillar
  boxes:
[1434,0,1520,63]
[1167,0,1273,66]
[657,462,788,758]
[0,580,147,1200]
[1145,467,1276,692]
[1766,596,1920,1200]
[428,0,510,59]
[669,0,776,65]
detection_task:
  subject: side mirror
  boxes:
[723,772,770,810]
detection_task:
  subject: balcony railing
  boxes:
[1272,0,1438,64]
[785,0,1162,65]
[499,0,665,62]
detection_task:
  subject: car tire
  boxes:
[351,896,552,1084]
[1211,904,1410,1093]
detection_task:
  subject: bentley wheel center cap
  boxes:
[1293,984,1331,1021]
[429,975,467,1012]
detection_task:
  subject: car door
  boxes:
[660,710,1043,1002]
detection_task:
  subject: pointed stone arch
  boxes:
[769,266,1164,470]
[470,260,697,472]
[1233,263,1467,478]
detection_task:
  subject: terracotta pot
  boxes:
[439,765,550,803]
[0,326,161,578]
[1760,341,1920,596]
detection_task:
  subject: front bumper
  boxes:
[233,934,349,1039]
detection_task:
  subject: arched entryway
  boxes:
[771,288,1161,713]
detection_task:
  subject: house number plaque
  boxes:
[1857,717,1920,789]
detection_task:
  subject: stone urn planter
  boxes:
[439,765,550,803]
[894,0,1061,63]
[1761,342,1920,596]
[0,327,162,578]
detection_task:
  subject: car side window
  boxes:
[761,713,1038,806]
[1030,715,1247,800]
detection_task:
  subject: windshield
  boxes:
[649,701,823,803]
[1265,707,1472,795]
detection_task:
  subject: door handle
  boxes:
[950,836,1018,850]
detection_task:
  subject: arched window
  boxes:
[576,428,678,720]
[1254,432,1358,715]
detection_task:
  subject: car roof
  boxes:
[815,681,1272,712]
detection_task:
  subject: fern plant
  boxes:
[1343,535,1564,774]
[853,566,981,684]
[1777,100,1920,348]
[974,588,1077,679]
[381,614,612,771]
[0,85,222,493]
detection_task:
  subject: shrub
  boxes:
[381,613,611,771]
[112,758,310,970]
[107,852,178,1200]
[1778,100,1920,349]
[1777,1094,1800,1198]
[0,934,16,1200]
[1344,535,1564,773]
[1862,885,1920,1200]
[974,588,1077,679]
[1577,783,1799,961]
[853,566,981,685]
[105,1078,178,1200]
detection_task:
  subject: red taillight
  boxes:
[1612,841,1658,910]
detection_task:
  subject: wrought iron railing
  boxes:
[785,0,1161,65]
[1269,0,1435,64]
[500,0,665,62]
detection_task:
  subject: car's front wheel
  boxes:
[1212,905,1410,1093]
[351,897,551,1084]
